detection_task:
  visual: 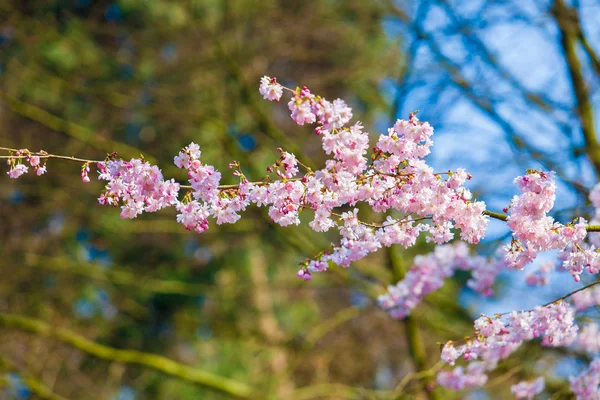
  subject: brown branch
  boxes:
[565,3,600,77]
[552,0,600,174]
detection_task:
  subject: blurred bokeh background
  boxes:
[0,0,599,399]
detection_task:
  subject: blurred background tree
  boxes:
[0,0,599,399]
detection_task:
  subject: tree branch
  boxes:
[0,313,253,398]
[0,91,157,163]
[387,246,441,400]
[483,209,600,232]
[0,356,67,400]
[552,0,600,174]
[24,254,213,296]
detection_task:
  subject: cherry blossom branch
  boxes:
[0,149,595,233]
[483,209,600,232]
[441,279,600,348]
[5,146,599,233]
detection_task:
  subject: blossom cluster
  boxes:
[504,171,591,280]
[438,301,577,390]
[173,143,248,231]
[172,77,489,280]
[571,285,600,311]
[436,361,488,390]
[575,323,600,354]
[377,242,504,319]
[437,283,600,398]
[97,158,180,219]
[259,76,283,102]
[510,378,545,399]
[6,149,46,178]
[570,358,600,400]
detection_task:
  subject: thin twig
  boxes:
[0,147,101,164]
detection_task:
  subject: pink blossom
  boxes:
[35,165,47,176]
[7,163,28,178]
[438,302,577,394]
[525,261,555,286]
[511,377,545,399]
[437,362,488,390]
[309,208,335,232]
[378,242,503,319]
[571,286,600,311]
[504,171,592,280]
[570,359,600,399]
[259,76,283,102]
[317,98,353,129]
[81,163,91,183]
[575,323,600,354]
[296,269,312,281]
[175,200,210,233]
[441,342,461,365]
[29,155,40,166]
[98,158,180,218]
[280,152,299,178]
[288,98,316,125]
